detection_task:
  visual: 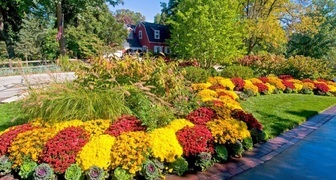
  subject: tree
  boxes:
[113,9,145,24]
[287,0,336,60]
[168,0,245,68]
[156,0,180,25]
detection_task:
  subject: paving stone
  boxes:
[227,167,245,176]
[260,151,279,161]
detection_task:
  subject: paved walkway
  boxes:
[166,105,336,180]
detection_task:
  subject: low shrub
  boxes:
[182,66,211,83]
[220,65,255,79]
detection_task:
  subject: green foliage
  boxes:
[168,0,245,68]
[169,157,188,176]
[242,137,253,150]
[113,9,146,24]
[19,159,37,179]
[112,167,133,180]
[220,65,255,79]
[65,164,83,180]
[228,140,244,158]
[250,129,269,143]
[124,87,175,131]
[171,88,202,118]
[141,160,160,180]
[20,84,131,123]
[0,155,12,176]
[182,66,211,83]
[195,152,214,171]
[214,144,228,162]
[283,56,333,80]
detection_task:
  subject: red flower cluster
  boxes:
[186,107,216,125]
[282,80,295,90]
[258,77,269,83]
[39,127,89,173]
[231,110,263,130]
[105,115,146,137]
[302,79,314,83]
[231,77,245,91]
[314,82,330,93]
[279,75,293,80]
[0,124,35,156]
[176,125,214,157]
[317,78,327,83]
[253,83,269,93]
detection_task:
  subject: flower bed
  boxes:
[1,75,335,179]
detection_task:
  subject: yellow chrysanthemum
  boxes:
[219,78,235,91]
[76,135,115,170]
[191,82,212,91]
[165,119,194,132]
[216,89,239,100]
[149,128,183,162]
[249,78,263,84]
[303,82,315,90]
[80,120,111,137]
[197,89,218,102]
[265,83,276,94]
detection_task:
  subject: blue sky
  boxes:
[109,0,169,22]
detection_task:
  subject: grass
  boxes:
[240,94,336,138]
[0,102,27,131]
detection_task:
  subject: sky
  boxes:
[109,0,169,23]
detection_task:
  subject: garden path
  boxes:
[166,105,336,180]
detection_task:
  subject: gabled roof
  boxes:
[140,22,170,43]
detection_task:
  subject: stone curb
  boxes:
[166,105,336,180]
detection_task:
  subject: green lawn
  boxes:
[0,102,26,131]
[240,94,336,138]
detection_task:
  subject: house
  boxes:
[123,22,171,55]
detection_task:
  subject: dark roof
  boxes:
[124,25,142,48]
[141,22,170,43]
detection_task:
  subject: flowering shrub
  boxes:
[39,127,90,173]
[282,80,295,90]
[76,135,116,171]
[9,127,58,167]
[231,77,245,91]
[206,118,250,144]
[265,83,276,94]
[218,96,243,110]
[191,82,212,91]
[52,120,84,131]
[314,82,330,93]
[250,78,263,84]
[253,83,269,93]
[149,128,183,162]
[111,131,151,174]
[186,107,216,125]
[165,119,194,132]
[231,110,263,130]
[208,84,226,91]
[0,124,36,156]
[268,77,286,91]
[219,78,235,90]
[197,89,218,102]
[80,120,111,137]
[279,75,293,80]
[243,81,259,96]
[302,82,315,90]
[176,125,214,157]
[216,89,239,100]
[258,77,269,83]
[105,115,146,137]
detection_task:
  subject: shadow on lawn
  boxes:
[0,117,28,131]
[255,110,318,138]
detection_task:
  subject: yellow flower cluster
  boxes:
[219,78,235,91]
[216,89,239,100]
[8,127,57,167]
[76,135,115,171]
[191,82,212,91]
[197,89,218,102]
[328,85,336,93]
[111,131,151,174]
[243,82,259,95]
[80,120,111,137]
[303,82,315,90]
[249,78,263,84]
[265,83,276,94]
[52,120,84,131]
[218,96,242,110]
[293,83,303,91]
[206,118,250,144]
[207,76,223,85]
[149,128,183,162]
[268,77,286,91]
[165,119,194,132]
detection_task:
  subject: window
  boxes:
[154,46,163,53]
[142,45,148,53]
[164,47,170,54]
[139,30,142,39]
[154,30,160,39]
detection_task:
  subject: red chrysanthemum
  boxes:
[231,77,245,91]
[186,107,217,125]
[105,115,146,137]
[231,110,263,130]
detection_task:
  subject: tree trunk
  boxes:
[56,2,66,56]
[0,8,15,59]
